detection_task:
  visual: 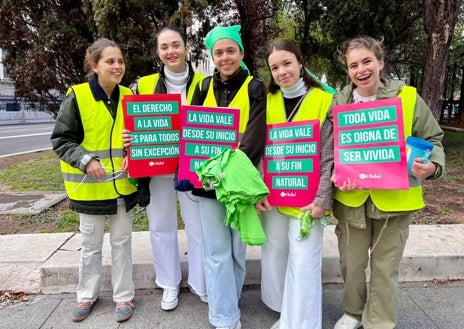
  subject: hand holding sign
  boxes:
[122,129,132,148]
[331,175,362,192]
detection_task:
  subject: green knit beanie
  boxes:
[204,25,244,54]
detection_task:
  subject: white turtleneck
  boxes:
[281,78,308,99]
[163,64,189,104]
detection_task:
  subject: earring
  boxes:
[300,69,304,77]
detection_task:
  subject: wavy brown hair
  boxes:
[336,35,385,69]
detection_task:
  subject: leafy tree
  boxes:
[88,0,235,81]
[0,0,96,116]
[451,7,464,115]
[314,0,425,87]
[88,0,180,84]
[0,0,216,116]
[285,0,462,121]
[1,0,462,122]
[233,0,280,75]
[422,0,463,119]
[179,0,281,77]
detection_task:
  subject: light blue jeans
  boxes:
[199,197,246,328]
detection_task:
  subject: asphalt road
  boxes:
[0,122,55,158]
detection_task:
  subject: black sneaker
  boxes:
[71,300,96,322]
[114,300,136,322]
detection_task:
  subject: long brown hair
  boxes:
[265,39,324,94]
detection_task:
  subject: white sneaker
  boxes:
[334,314,362,329]
[189,287,208,303]
[270,319,280,329]
[216,320,241,329]
[161,286,179,311]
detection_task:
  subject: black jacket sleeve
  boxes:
[238,78,267,167]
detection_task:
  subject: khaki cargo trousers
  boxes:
[333,198,411,329]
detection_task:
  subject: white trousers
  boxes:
[77,202,134,303]
[261,208,324,329]
[146,175,206,295]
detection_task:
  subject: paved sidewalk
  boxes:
[1,225,464,294]
[0,225,464,328]
[1,282,463,328]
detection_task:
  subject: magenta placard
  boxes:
[263,120,320,207]
[178,105,240,187]
[333,98,409,189]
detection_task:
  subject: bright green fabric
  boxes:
[196,149,269,246]
[204,25,249,73]
[204,25,244,53]
[305,68,336,94]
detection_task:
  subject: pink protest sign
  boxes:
[122,94,181,178]
[178,105,240,187]
[333,97,409,189]
[263,120,320,207]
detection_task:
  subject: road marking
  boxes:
[0,132,51,139]
[0,147,52,158]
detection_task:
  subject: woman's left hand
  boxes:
[300,203,325,218]
[122,156,129,173]
[411,158,436,180]
[256,197,272,211]
[331,174,360,192]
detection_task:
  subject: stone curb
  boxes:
[1,225,463,294]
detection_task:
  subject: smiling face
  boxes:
[346,47,384,97]
[156,29,188,73]
[212,39,244,81]
[268,49,303,89]
[92,46,125,96]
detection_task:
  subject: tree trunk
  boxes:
[422,0,462,120]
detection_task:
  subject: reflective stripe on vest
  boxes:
[267,88,333,218]
[203,76,253,137]
[137,72,205,105]
[60,83,136,201]
[334,86,424,211]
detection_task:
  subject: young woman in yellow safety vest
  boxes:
[256,39,334,329]
[331,36,445,329]
[180,25,267,329]
[51,38,137,323]
[122,25,207,312]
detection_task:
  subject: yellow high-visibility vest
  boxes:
[334,86,424,211]
[60,83,136,200]
[202,76,253,135]
[267,88,333,218]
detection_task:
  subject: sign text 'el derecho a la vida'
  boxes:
[178,105,240,188]
[122,94,181,178]
[333,97,409,190]
[264,120,320,207]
